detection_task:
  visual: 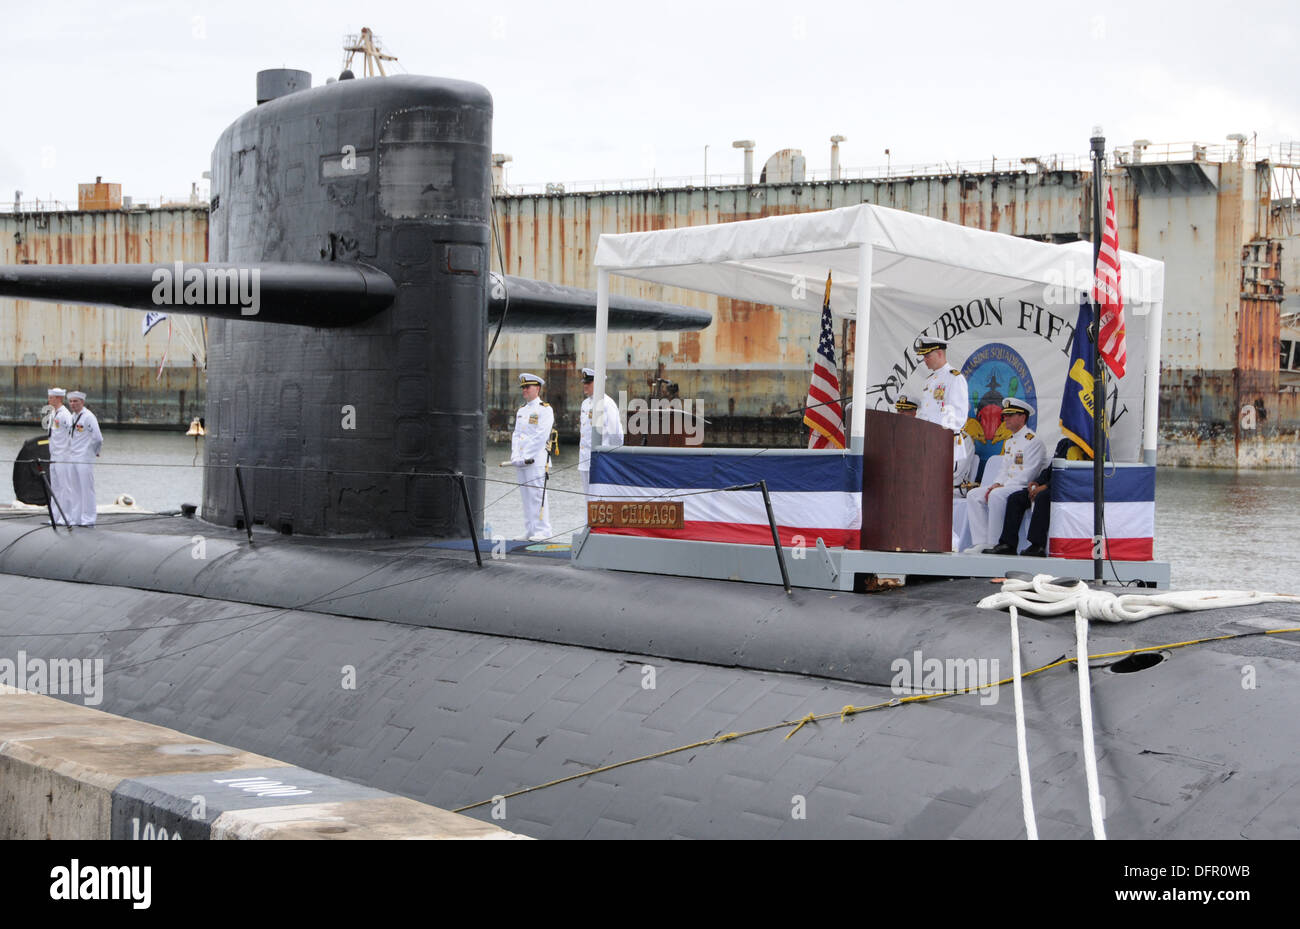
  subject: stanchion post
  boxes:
[234,464,254,546]
[455,472,482,567]
[758,479,792,595]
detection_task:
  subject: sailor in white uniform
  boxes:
[511,373,555,541]
[965,397,1045,552]
[578,367,623,498]
[44,388,74,524]
[64,390,104,527]
[915,338,971,482]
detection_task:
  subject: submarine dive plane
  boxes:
[1,69,1298,841]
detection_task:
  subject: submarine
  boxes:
[1,68,1298,842]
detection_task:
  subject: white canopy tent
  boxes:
[592,203,1165,460]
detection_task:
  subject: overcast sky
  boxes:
[5,0,1298,204]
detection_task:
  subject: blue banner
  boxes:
[1053,465,1155,504]
[591,450,862,493]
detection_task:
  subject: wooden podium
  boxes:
[859,409,953,552]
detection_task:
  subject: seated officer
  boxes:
[986,437,1087,556]
[965,397,1045,552]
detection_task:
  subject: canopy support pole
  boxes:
[850,242,872,453]
[1142,299,1163,466]
[594,269,610,446]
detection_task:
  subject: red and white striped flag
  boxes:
[805,272,845,449]
[1093,184,1127,378]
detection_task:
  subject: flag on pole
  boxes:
[1093,184,1126,378]
[1060,301,1099,458]
[805,272,845,449]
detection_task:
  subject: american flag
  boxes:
[805,272,845,449]
[1093,184,1127,378]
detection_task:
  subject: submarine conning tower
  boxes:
[203,73,493,537]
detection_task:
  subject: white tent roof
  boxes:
[594,203,1164,316]
[590,203,1165,460]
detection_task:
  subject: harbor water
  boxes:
[2,426,1296,592]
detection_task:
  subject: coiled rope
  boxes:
[979,573,1300,622]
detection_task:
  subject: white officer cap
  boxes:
[915,338,947,356]
[894,394,917,411]
[68,390,87,401]
[47,387,66,397]
[581,367,596,382]
[518,373,545,388]
[1002,396,1034,417]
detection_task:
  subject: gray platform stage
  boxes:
[571,530,1171,589]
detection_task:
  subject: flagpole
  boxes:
[1089,127,1106,583]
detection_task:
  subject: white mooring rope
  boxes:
[1074,610,1107,839]
[979,573,1300,622]
[1008,605,1039,840]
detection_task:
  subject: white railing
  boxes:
[1108,139,1300,166]
[500,153,1091,196]
[0,196,209,214]
[500,141,1300,197]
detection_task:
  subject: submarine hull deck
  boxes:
[0,515,1296,839]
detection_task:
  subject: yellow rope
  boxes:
[454,624,1300,813]
[784,712,817,740]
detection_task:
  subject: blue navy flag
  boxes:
[141,310,168,336]
[1060,301,1103,459]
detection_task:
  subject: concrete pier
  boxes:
[0,687,523,840]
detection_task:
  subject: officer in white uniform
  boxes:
[44,388,74,524]
[916,339,969,433]
[915,338,971,480]
[511,373,555,541]
[965,397,1045,552]
[578,367,623,497]
[64,390,104,527]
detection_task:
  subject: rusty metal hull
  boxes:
[6,152,1300,464]
[488,163,1300,465]
[0,207,207,425]
[0,363,202,427]
[488,172,1089,440]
